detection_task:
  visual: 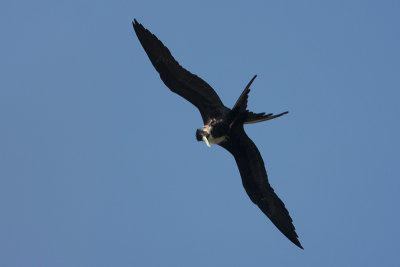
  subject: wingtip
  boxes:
[295,239,304,250]
[132,18,139,28]
[287,231,303,249]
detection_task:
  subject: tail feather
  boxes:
[231,75,288,126]
[232,75,257,112]
[245,111,289,124]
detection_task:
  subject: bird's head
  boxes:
[196,126,211,148]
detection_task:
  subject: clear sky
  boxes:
[1,1,399,266]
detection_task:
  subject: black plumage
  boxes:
[132,19,303,249]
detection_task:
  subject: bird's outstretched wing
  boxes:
[132,19,225,123]
[220,126,303,249]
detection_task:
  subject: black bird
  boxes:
[132,19,303,249]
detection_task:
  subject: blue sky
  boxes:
[1,1,399,266]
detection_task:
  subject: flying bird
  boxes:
[132,19,303,249]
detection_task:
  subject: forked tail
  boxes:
[231,75,288,125]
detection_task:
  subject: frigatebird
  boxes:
[132,19,303,249]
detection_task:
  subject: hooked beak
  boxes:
[202,136,211,148]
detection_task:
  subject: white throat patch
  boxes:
[208,135,227,145]
[202,125,227,147]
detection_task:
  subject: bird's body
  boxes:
[132,19,303,249]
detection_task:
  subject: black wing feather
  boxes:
[132,19,225,123]
[221,126,303,249]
